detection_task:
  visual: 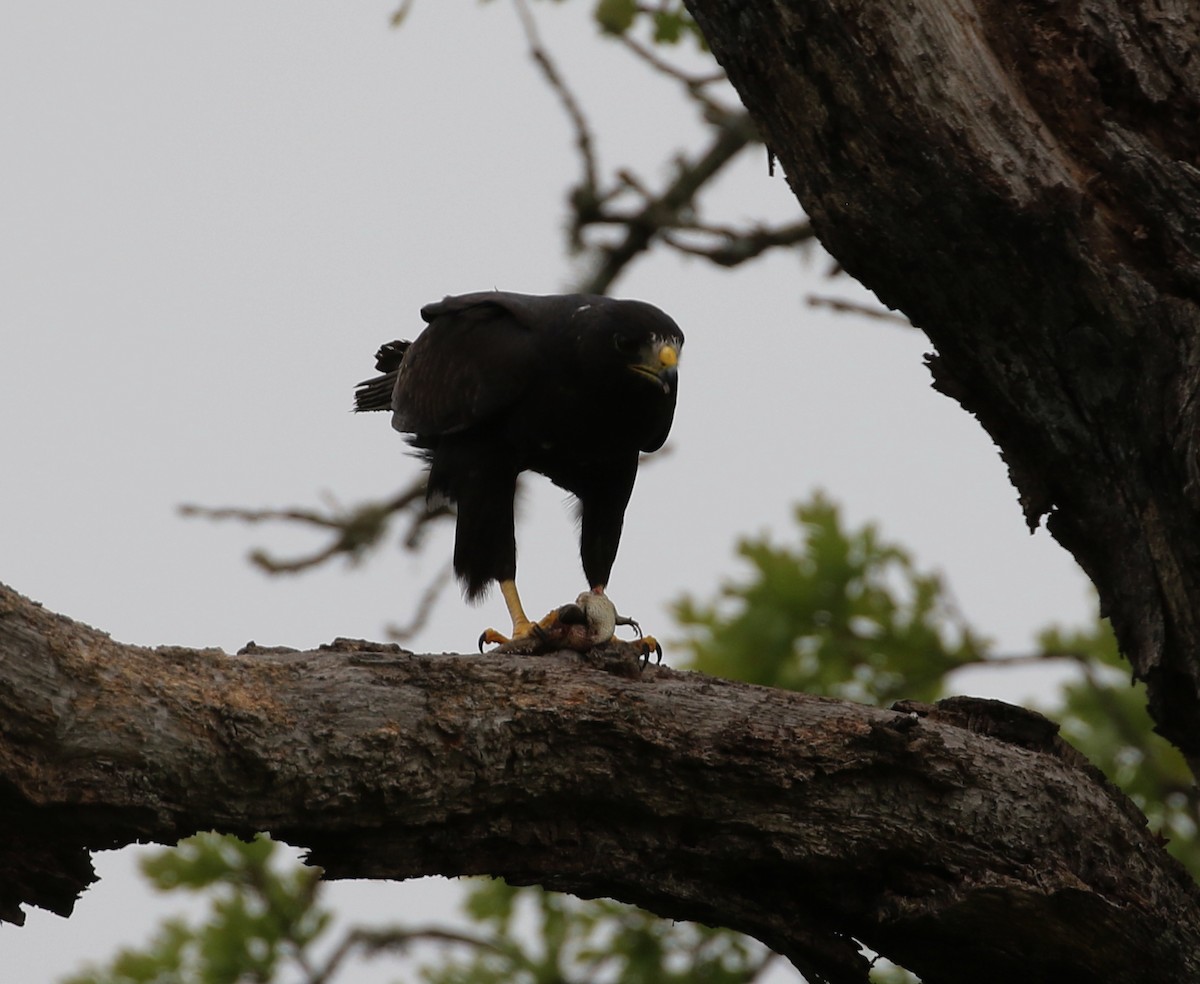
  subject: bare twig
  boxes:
[805,294,914,327]
[386,562,453,643]
[576,110,760,295]
[389,0,416,27]
[978,649,1094,667]
[661,219,815,267]
[513,0,599,198]
[180,477,450,575]
[504,1,813,296]
[615,31,727,105]
[307,925,507,984]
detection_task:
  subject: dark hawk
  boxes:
[354,291,683,650]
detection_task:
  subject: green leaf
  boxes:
[64,835,330,984]
[594,0,636,35]
[1031,617,1200,873]
[674,491,987,704]
[652,11,689,44]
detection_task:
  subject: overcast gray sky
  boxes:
[1,3,1093,980]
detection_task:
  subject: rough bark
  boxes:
[2,582,1199,984]
[683,0,1200,765]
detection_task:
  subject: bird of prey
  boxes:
[354,291,683,651]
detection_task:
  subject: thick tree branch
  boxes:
[2,582,1198,984]
[683,0,1200,766]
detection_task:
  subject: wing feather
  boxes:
[391,293,554,436]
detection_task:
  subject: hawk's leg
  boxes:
[478,579,536,650]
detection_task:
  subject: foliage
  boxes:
[675,492,987,704]
[671,493,1198,872]
[401,0,705,46]
[589,0,705,45]
[420,879,776,984]
[1038,620,1199,872]
[63,834,328,984]
[393,0,704,46]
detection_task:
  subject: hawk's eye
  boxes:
[613,335,640,357]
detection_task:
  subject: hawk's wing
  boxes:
[391,292,568,437]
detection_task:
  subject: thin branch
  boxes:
[386,562,454,643]
[307,925,506,984]
[513,0,599,196]
[576,110,759,294]
[180,478,450,575]
[615,31,727,108]
[805,294,914,327]
[977,649,1095,667]
[660,219,815,267]
[506,0,807,295]
[389,0,416,27]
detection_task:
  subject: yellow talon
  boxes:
[478,627,512,651]
[638,635,663,667]
[479,580,539,651]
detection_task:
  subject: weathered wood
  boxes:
[2,582,1198,983]
[683,0,1200,766]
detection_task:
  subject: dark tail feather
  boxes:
[352,340,411,412]
[352,372,396,410]
[354,371,397,412]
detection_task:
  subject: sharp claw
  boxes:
[637,635,663,669]
[479,628,513,652]
[614,613,643,638]
[483,597,660,659]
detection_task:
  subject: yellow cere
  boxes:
[659,345,679,368]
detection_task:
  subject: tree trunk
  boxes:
[683,0,1200,766]
[2,582,1198,983]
